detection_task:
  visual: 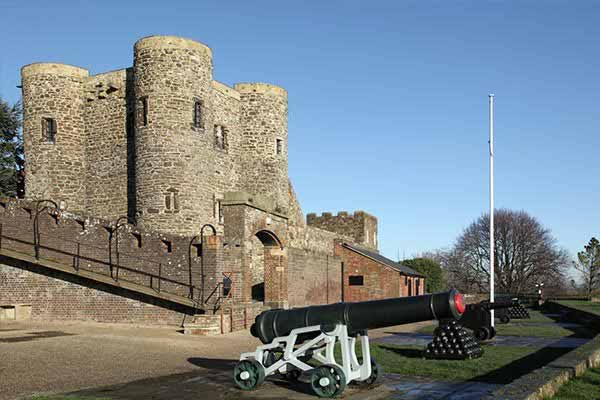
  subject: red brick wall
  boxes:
[334,242,425,302]
[335,242,399,302]
[287,248,342,307]
[0,199,224,325]
[0,262,186,325]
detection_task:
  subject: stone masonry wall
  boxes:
[133,36,216,235]
[21,63,89,213]
[236,83,289,215]
[307,211,379,251]
[83,69,132,219]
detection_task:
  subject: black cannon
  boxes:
[456,298,520,341]
[234,290,466,398]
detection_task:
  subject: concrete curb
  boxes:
[483,302,600,400]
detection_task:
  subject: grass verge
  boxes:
[556,300,600,316]
[368,343,565,384]
[550,367,600,400]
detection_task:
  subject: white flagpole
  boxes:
[489,94,495,327]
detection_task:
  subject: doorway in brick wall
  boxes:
[250,230,283,304]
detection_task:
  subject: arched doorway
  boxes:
[250,230,283,304]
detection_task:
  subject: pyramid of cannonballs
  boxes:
[508,304,530,319]
[424,320,483,360]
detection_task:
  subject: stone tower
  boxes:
[133,36,216,234]
[21,63,89,212]
[236,83,289,214]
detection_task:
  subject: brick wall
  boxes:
[0,199,225,325]
[334,242,425,302]
[0,263,188,325]
[287,248,342,307]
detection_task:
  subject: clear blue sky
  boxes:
[1,1,598,268]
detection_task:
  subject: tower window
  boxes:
[215,125,228,151]
[349,275,364,286]
[194,99,203,128]
[139,97,148,126]
[42,118,56,143]
[214,194,224,224]
[276,139,283,155]
[165,188,179,212]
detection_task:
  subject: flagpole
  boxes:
[489,94,495,327]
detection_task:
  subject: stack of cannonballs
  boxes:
[508,303,530,319]
[424,320,483,360]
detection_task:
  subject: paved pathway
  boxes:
[373,332,590,349]
[383,375,499,400]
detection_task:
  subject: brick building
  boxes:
[0,36,426,333]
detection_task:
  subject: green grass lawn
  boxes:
[527,310,558,323]
[556,300,600,316]
[418,310,595,338]
[550,367,600,400]
[368,343,568,384]
[417,322,585,338]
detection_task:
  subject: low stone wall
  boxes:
[484,301,600,400]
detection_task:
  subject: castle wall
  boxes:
[307,211,379,251]
[83,69,132,220]
[209,80,243,223]
[236,83,289,215]
[133,36,215,235]
[21,64,89,213]
[288,180,305,227]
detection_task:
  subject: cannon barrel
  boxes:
[480,298,519,310]
[251,289,465,344]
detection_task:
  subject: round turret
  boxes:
[235,82,289,214]
[21,63,89,212]
[133,35,214,234]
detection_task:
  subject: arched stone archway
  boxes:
[250,229,286,307]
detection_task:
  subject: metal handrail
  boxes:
[0,226,201,299]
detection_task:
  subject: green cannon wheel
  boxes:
[234,359,265,391]
[351,358,381,386]
[310,364,347,398]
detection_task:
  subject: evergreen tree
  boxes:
[573,237,600,299]
[0,97,23,197]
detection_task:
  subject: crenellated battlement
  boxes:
[306,211,378,251]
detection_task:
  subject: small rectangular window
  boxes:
[218,200,224,224]
[43,118,56,143]
[162,240,172,253]
[140,97,148,126]
[165,189,179,212]
[276,139,283,155]
[132,233,142,248]
[194,99,203,128]
[349,275,364,286]
[215,125,227,151]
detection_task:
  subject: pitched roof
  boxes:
[342,242,425,277]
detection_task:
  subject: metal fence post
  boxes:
[158,263,162,292]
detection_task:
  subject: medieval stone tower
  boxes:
[21,36,290,236]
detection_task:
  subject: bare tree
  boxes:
[572,237,600,299]
[441,209,568,294]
